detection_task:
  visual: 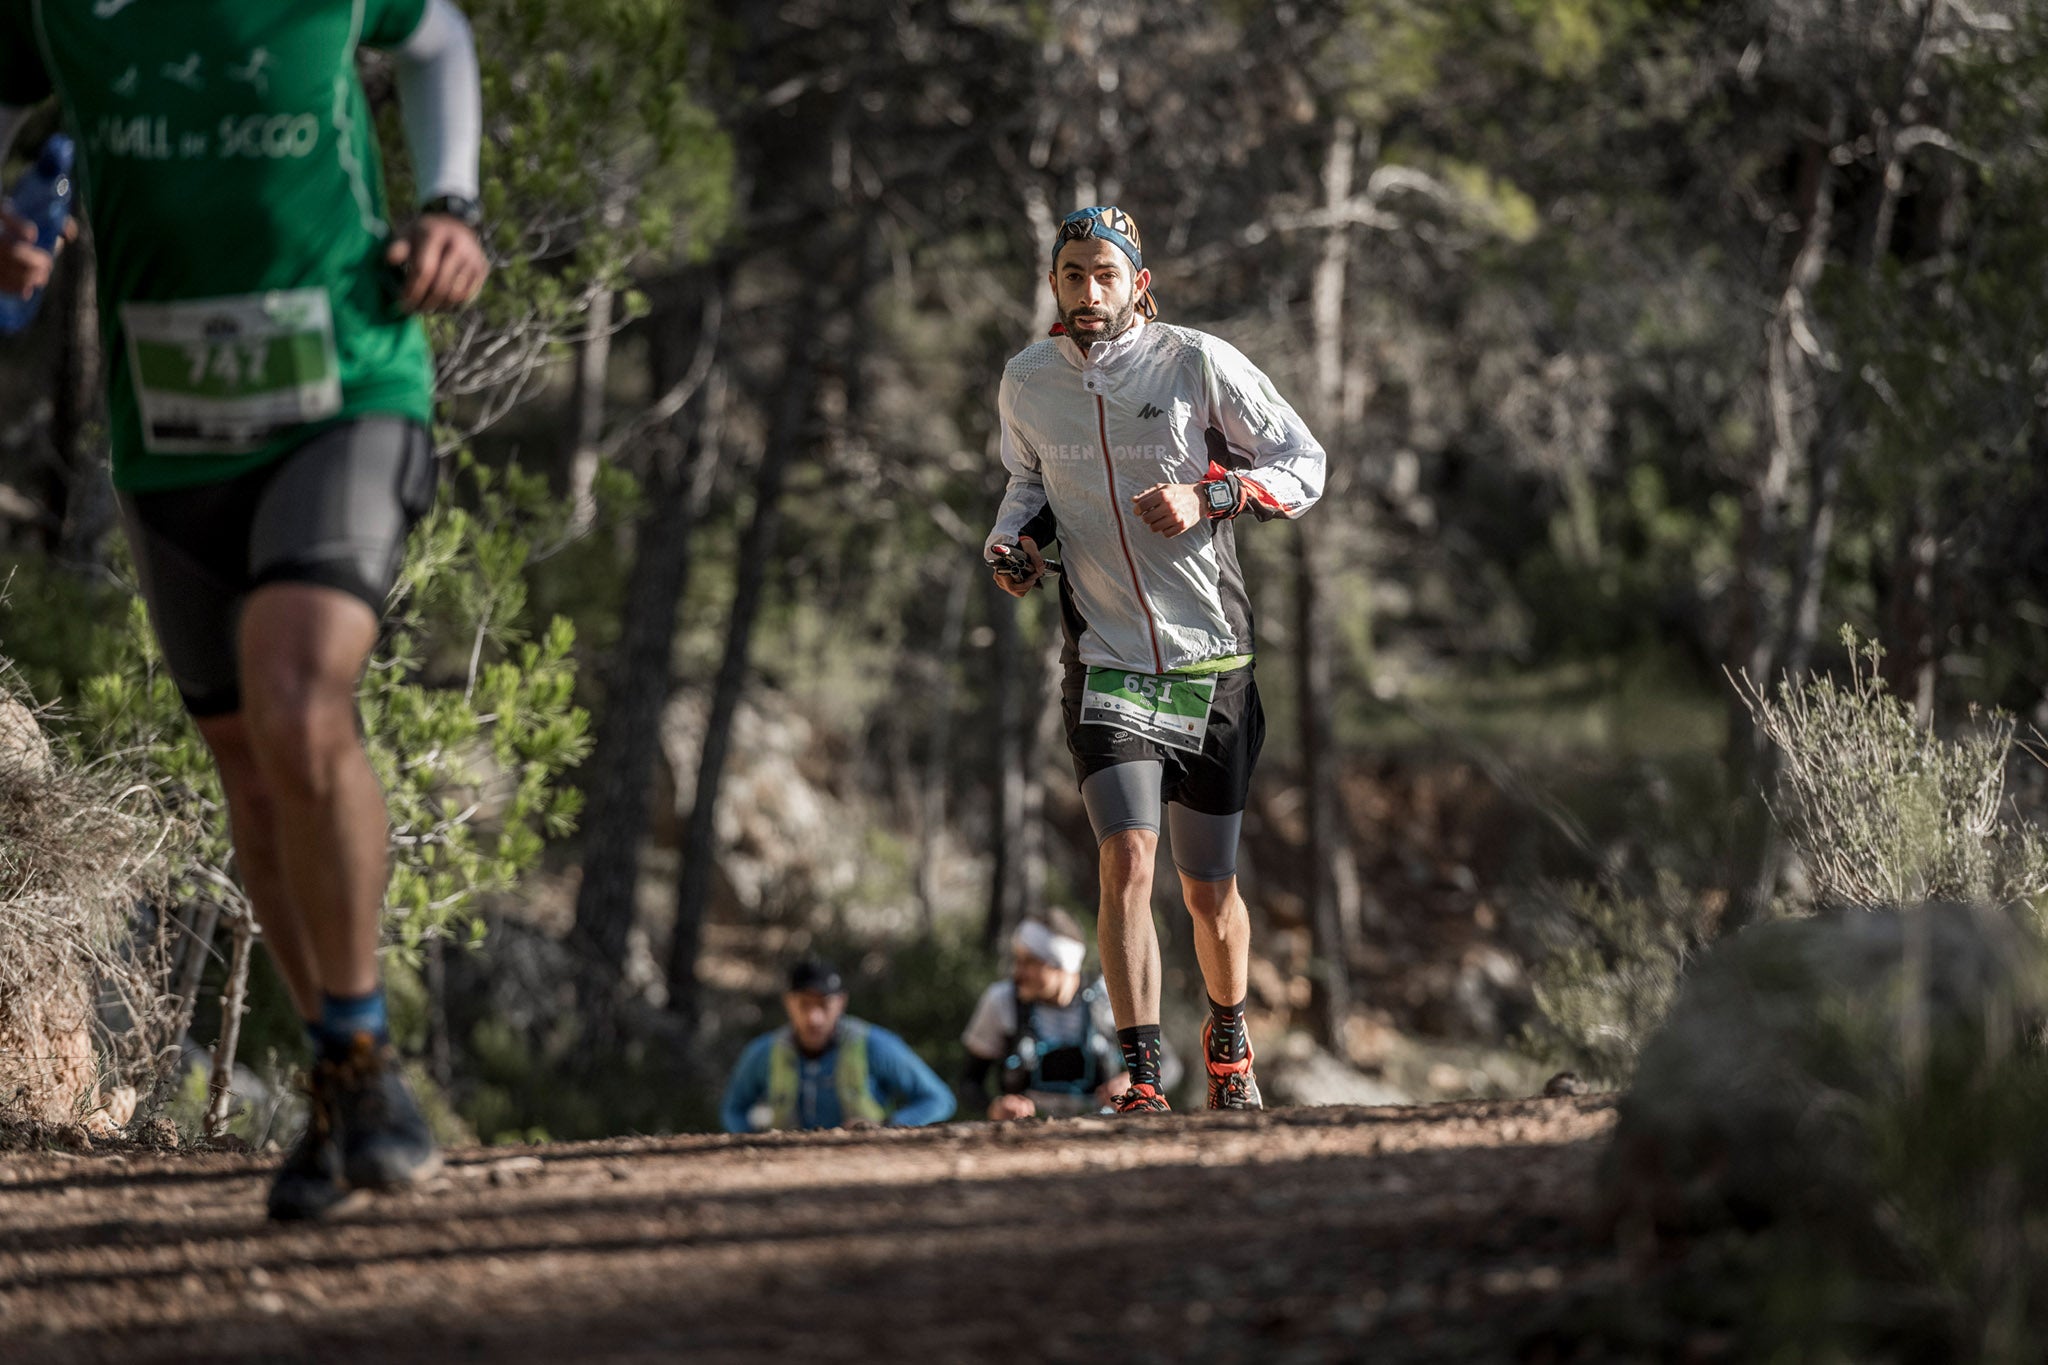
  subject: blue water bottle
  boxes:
[0,134,77,336]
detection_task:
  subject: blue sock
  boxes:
[315,989,389,1060]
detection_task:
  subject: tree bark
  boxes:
[914,567,971,934]
[982,584,1028,946]
[205,909,253,1140]
[562,288,615,537]
[168,900,222,1045]
[1297,117,1356,1048]
[667,331,821,1031]
[51,222,112,569]
[1719,104,1845,935]
[570,288,725,986]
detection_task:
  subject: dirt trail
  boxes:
[0,1097,1618,1363]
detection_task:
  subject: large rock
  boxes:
[0,692,52,776]
[658,693,867,920]
[1607,902,2048,1233]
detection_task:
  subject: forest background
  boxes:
[2,0,2045,1145]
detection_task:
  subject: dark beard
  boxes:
[1061,298,1136,351]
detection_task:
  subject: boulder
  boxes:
[1606,902,2048,1234]
[0,693,51,775]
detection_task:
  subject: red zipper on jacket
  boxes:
[1098,394,1165,674]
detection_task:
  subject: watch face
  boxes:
[1205,481,1233,511]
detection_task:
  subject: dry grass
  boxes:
[0,679,187,1129]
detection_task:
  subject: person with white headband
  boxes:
[960,910,1179,1120]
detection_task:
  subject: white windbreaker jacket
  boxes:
[985,319,1326,674]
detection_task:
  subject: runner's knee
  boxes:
[1098,828,1156,886]
[197,715,271,801]
[239,689,360,802]
[1182,877,1237,923]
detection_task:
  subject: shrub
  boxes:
[1522,872,1714,1085]
[1736,627,2048,914]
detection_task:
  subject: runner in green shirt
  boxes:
[1,0,489,1219]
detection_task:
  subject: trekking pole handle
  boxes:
[989,543,1062,581]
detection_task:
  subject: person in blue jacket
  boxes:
[721,957,956,1133]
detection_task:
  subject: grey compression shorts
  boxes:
[1080,764,1246,883]
[117,416,437,717]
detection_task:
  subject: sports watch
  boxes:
[1198,475,1242,519]
[420,194,484,230]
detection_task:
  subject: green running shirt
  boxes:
[0,0,434,491]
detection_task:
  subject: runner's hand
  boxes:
[387,214,489,314]
[1133,483,1202,538]
[0,208,75,300]
[988,1094,1037,1121]
[1096,1072,1131,1105]
[990,535,1045,598]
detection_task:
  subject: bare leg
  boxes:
[1178,872,1251,1010]
[236,584,387,1000]
[195,714,322,1020]
[1097,829,1161,1029]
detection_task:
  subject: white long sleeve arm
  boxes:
[391,0,482,204]
[984,375,1053,558]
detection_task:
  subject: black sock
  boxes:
[1208,997,1249,1063]
[1117,1025,1164,1089]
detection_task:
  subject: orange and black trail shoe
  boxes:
[1203,1018,1264,1111]
[1111,1082,1172,1114]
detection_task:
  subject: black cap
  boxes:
[787,956,845,996]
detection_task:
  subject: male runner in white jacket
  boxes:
[986,205,1325,1112]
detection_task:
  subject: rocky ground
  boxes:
[0,1096,1620,1364]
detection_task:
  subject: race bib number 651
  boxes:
[123,288,342,454]
[1080,667,1217,754]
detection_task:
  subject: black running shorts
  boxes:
[1059,656,1266,818]
[116,417,437,718]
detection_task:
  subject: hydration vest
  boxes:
[766,1019,888,1130]
[1002,980,1109,1098]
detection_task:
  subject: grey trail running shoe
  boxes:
[329,1032,442,1191]
[266,1070,348,1222]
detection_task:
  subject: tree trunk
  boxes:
[1297,117,1355,1048]
[51,223,112,569]
[667,333,821,1031]
[570,288,725,987]
[1883,507,1939,726]
[1719,106,1844,935]
[914,567,971,934]
[1022,602,1064,921]
[425,934,453,1092]
[984,579,1029,948]
[169,900,221,1044]
[205,910,254,1140]
[562,288,615,537]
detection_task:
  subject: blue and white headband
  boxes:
[1052,205,1159,320]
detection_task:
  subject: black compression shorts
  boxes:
[115,416,437,717]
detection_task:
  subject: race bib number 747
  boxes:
[1080,667,1217,754]
[122,288,343,454]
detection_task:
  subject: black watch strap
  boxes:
[419,193,482,229]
